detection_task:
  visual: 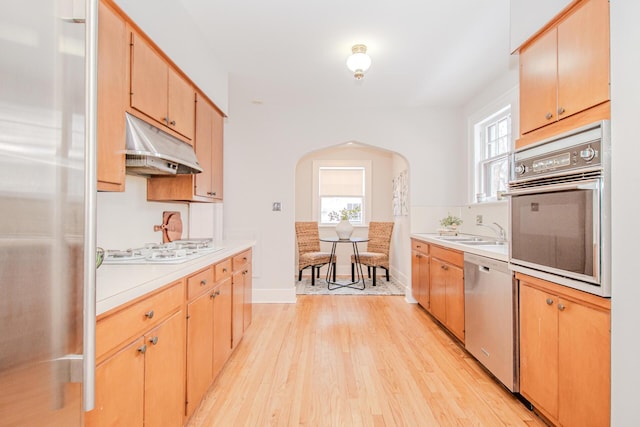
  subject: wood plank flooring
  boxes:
[186,296,547,426]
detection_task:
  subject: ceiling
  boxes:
[177,0,515,110]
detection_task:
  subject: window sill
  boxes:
[469,199,508,207]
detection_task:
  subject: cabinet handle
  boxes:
[145,310,154,319]
[170,120,176,126]
[545,112,553,120]
[137,344,147,354]
[149,336,159,345]
[557,106,565,115]
[207,191,217,196]
[200,279,208,286]
[546,298,553,305]
[558,303,566,311]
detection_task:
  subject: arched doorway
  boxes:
[294,141,410,292]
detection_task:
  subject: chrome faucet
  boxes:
[478,222,507,242]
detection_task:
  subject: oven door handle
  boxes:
[504,180,599,196]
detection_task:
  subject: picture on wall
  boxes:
[393,169,408,216]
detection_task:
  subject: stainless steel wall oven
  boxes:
[508,121,610,297]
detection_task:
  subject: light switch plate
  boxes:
[476,214,483,225]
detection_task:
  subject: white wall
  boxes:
[610,1,640,424]
[223,90,465,302]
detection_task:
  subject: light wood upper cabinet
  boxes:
[518,273,610,427]
[194,93,224,200]
[519,0,610,139]
[97,0,127,192]
[146,92,224,203]
[130,31,195,141]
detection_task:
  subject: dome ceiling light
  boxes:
[346,44,371,80]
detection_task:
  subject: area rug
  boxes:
[295,276,406,296]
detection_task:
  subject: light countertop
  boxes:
[411,233,508,262]
[96,240,255,315]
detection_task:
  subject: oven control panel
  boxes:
[512,140,602,180]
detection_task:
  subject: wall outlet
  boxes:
[476,214,483,225]
[272,202,282,212]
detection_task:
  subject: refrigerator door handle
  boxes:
[82,0,99,412]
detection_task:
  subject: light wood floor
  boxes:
[187,295,548,426]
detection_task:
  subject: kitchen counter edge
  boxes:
[96,240,255,315]
[410,233,508,262]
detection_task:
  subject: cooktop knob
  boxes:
[515,164,526,175]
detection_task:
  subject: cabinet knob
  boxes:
[545,112,553,120]
[546,298,553,305]
[149,336,159,345]
[170,120,176,126]
[200,279,208,286]
[145,310,155,319]
[557,106,565,115]
[223,268,228,273]
[441,265,448,270]
[163,117,169,124]
[137,344,147,354]
[558,303,566,311]
[210,292,216,299]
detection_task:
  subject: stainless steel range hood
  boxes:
[125,113,202,176]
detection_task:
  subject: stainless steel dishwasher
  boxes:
[464,253,518,392]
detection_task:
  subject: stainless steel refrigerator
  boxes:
[0,0,97,425]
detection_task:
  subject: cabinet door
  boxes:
[194,94,213,198]
[144,311,185,427]
[130,33,168,127]
[210,108,224,200]
[168,68,195,140]
[213,278,233,378]
[97,1,126,191]
[185,292,214,418]
[243,261,252,330]
[558,298,610,427]
[519,284,559,419]
[444,263,464,342]
[557,0,609,120]
[520,28,558,134]
[85,338,145,427]
[231,270,245,349]
[411,250,422,304]
[429,258,447,323]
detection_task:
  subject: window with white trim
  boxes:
[317,166,365,225]
[474,106,511,202]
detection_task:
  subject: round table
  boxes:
[320,236,369,290]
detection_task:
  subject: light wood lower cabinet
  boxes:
[86,281,186,427]
[231,249,253,349]
[185,262,233,418]
[518,273,610,427]
[429,245,464,342]
[410,239,430,309]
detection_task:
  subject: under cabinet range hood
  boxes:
[125,113,203,176]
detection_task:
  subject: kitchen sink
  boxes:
[434,235,506,246]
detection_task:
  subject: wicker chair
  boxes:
[295,222,335,286]
[351,222,394,286]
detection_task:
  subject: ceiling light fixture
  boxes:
[346,44,371,80]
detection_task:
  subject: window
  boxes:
[474,106,511,202]
[318,167,365,224]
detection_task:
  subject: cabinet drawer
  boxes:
[96,280,184,360]
[411,239,429,254]
[187,266,214,300]
[430,245,463,267]
[215,258,232,281]
[232,249,251,270]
